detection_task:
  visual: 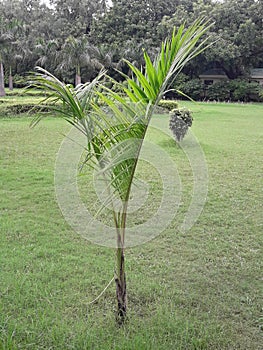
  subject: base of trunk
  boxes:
[75,74,81,86]
[115,273,127,325]
[9,75,13,91]
[0,62,5,96]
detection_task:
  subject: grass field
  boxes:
[0,101,262,349]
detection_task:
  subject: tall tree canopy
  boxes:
[50,0,108,39]
[0,0,262,85]
[157,0,263,78]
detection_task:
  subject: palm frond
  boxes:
[31,18,212,230]
[29,66,106,128]
[121,18,213,111]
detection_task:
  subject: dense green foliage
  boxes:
[0,0,262,97]
[158,99,179,111]
[175,78,263,102]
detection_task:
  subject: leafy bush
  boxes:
[0,104,50,116]
[205,79,263,102]
[0,97,50,116]
[5,89,50,97]
[4,74,27,88]
[206,80,231,101]
[158,99,178,111]
[179,79,205,100]
[230,80,262,102]
[175,78,263,102]
[169,108,193,142]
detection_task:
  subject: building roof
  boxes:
[251,68,263,78]
[199,68,227,78]
[199,68,263,79]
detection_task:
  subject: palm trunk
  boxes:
[75,65,81,86]
[0,61,6,96]
[115,245,127,324]
[115,212,127,324]
[9,66,13,91]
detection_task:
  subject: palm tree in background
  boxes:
[88,44,117,69]
[31,19,212,323]
[0,52,6,96]
[0,17,14,96]
[4,38,29,90]
[58,35,91,86]
[0,17,24,94]
[35,38,59,71]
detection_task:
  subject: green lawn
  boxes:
[0,102,262,349]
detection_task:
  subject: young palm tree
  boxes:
[31,19,212,323]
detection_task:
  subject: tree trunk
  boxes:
[0,61,6,96]
[9,66,13,91]
[75,65,81,86]
[220,63,242,80]
[75,73,81,86]
[115,246,127,324]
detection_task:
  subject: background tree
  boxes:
[4,46,23,91]
[50,0,108,39]
[0,17,17,95]
[0,0,262,89]
[2,19,25,90]
[57,35,91,86]
[157,0,263,79]
[0,25,8,95]
[207,0,263,78]
[34,38,59,71]
[90,0,179,63]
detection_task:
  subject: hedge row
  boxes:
[158,99,178,111]
[172,79,263,102]
[0,103,50,117]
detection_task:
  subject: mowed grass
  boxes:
[0,102,262,349]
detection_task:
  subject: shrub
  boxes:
[229,80,262,102]
[169,108,193,142]
[206,80,231,101]
[176,78,263,102]
[0,103,50,117]
[5,89,50,97]
[179,79,205,100]
[4,74,27,88]
[158,99,178,111]
[205,79,263,102]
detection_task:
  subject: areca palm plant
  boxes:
[31,19,212,323]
